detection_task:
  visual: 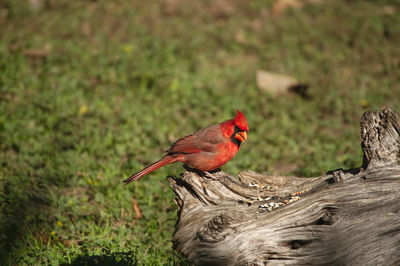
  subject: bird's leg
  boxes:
[206,168,225,179]
[209,168,222,173]
[183,165,219,180]
[183,164,201,174]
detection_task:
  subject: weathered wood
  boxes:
[168,107,400,265]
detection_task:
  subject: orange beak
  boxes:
[235,131,247,142]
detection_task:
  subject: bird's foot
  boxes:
[183,165,202,174]
[183,165,221,180]
[209,168,222,174]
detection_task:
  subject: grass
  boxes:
[0,0,399,264]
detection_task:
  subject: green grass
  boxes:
[1,0,399,264]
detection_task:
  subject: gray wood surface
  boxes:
[168,107,400,265]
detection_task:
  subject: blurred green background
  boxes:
[0,0,399,264]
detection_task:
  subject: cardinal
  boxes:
[123,110,249,184]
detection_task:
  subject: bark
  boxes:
[168,107,400,265]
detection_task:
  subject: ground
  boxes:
[0,0,399,264]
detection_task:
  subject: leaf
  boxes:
[132,198,143,220]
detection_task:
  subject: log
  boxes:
[168,107,400,265]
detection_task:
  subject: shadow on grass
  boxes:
[64,252,136,266]
[65,251,188,266]
[0,173,53,264]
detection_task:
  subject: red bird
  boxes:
[123,110,249,184]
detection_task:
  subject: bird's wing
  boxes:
[167,124,225,155]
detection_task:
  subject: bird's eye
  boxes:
[234,125,247,133]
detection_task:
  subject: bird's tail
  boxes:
[123,156,176,184]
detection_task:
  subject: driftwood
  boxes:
[168,107,400,265]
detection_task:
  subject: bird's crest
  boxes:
[234,110,249,132]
